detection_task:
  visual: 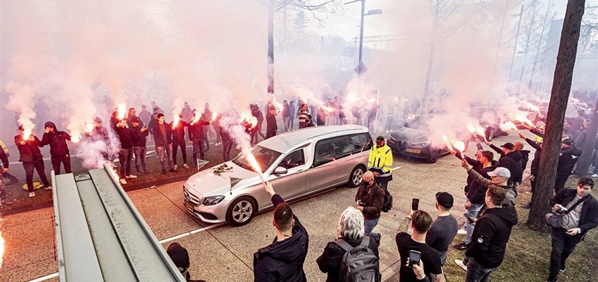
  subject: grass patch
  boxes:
[444,176,598,282]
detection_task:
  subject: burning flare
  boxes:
[22,129,32,140]
[246,153,266,183]
[71,133,81,143]
[172,115,180,129]
[476,127,488,142]
[441,135,454,151]
[516,116,535,127]
[211,112,217,122]
[453,141,466,160]
[116,104,127,120]
[190,114,200,125]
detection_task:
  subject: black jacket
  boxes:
[41,122,71,156]
[15,134,44,162]
[114,126,133,149]
[519,150,530,172]
[172,121,189,144]
[557,146,582,175]
[490,144,523,184]
[550,188,598,237]
[316,236,380,282]
[253,194,309,282]
[465,206,518,268]
[188,120,210,141]
[130,126,149,147]
[153,123,173,147]
[456,153,497,204]
[524,138,542,176]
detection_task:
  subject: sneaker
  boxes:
[45,186,53,190]
[174,165,178,170]
[591,174,598,178]
[457,228,467,235]
[455,259,467,271]
[29,192,35,198]
[183,164,189,169]
[169,168,177,173]
[559,266,566,272]
[3,199,13,205]
[126,175,137,179]
[161,169,167,175]
[215,142,221,147]
[119,178,127,185]
[454,242,469,250]
[545,275,558,282]
[521,203,531,209]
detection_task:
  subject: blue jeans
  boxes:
[133,146,147,173]
[157,144,173,171]
[465,201,484,245]
[465,258,496,282]
[364,217,379,236]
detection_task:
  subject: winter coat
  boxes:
[14,135,44,162]
[316,236,380,282]
[463,156,497,204]
[525,138,542,176]
[130,126,149,147]
[253,194,308,282]
[550,188,598,238]
[41,122,71,156]
[467,169,517,206]
[465,206,518,268]
[172,121,188,144]
[519,150,530,172]
[152,123,172,147]
[490,144,523,184]
[557,146,582,176]
[354,182,385,220]
[114,126,133,149]
[188,120,210,141]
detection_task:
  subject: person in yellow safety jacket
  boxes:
[368,135,393,190]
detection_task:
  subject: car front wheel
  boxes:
[348,165,366,187]
[226,196,257,226]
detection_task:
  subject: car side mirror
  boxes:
[274,166,288,175]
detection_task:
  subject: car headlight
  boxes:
[203,195,225,206]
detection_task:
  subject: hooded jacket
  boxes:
[114,126,133,149]
[130,125,149,147]
[557,146,582,175]
[519,149,530,172]
[253,194,309,282]
[490,144,523,184]
[41,122,71,156]
[465,206,518,268]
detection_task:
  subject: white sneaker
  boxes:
[457,228,467,235]
[174,165,178,170]
[215,142,221,147]
[183,164,189,169]
[591,174,598,178]
[455,259,467,271]
[119,178,127,185]
[29,192,35,198]
[126,175,137,179]
[45,186,53,190]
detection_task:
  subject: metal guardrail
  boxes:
[52,164,185,282]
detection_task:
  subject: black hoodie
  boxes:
[41,122,71,156]
[557,146,582,175]
[490,144,523,184]
[253,194,309,282]
[465,206,518,268]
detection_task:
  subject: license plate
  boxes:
[184,202,194,213]
[406,149,421,154]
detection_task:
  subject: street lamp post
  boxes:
[346,0,381,76]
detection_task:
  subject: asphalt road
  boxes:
[1,133,526,282]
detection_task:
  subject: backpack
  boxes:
[381,190,393,213]
[335,236,381,282]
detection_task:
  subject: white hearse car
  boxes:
[183,125,373,226]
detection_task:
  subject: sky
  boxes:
[1,0,596,163]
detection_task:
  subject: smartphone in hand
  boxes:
[412,198,419,211]
[408,250,421,268]
[463,213,474,223]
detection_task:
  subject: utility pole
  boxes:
[356,0,367,76]
[267,0,274,95]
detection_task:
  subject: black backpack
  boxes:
[335,236,381,282]
[381,190,393,212]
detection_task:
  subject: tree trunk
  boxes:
[577,97,598,177]
[421,44,436,115]
[527,0,585,232]
[267,0,274,95]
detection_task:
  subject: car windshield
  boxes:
[232,146,282,173]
